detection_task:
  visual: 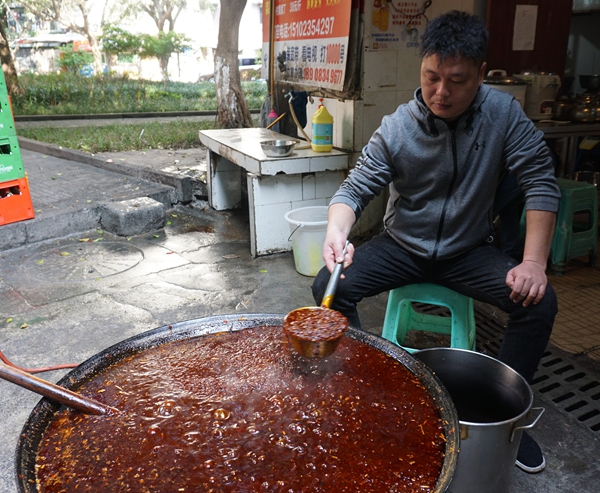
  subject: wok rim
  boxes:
[15,313,459,493]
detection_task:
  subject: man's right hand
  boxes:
[323,204,356,273]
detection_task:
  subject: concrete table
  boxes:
[198,128,350,257]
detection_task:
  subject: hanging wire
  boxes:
[0,349,79,373]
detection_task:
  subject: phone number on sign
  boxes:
[277,17,335,39]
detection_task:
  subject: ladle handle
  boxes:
[321,241,349,309]
[0,360,117,415]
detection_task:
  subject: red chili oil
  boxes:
[35,326,446,492]
[284,308,348,342]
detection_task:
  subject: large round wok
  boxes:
[15,314,459,492]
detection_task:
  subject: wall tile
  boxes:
[252,201,293,254]
[249,173,303,206]
[315,170,346,198]
[302,174,316,200]
[363,51,398,91]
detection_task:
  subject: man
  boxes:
[312,10,559,473]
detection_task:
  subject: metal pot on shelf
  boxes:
[570,100,597,123]
[594,98,600,122]
[553,99,572,121]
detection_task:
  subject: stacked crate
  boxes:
[0,70,34,226]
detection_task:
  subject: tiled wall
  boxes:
[247,170,347,256]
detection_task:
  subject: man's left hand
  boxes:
[506,260,548,307]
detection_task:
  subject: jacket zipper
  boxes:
[431,127,458,262]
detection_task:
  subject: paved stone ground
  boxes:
[2,134,600,492]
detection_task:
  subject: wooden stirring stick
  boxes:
[0,361,118,415]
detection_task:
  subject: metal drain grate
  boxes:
[472,306,600,435]
[413,303,600,435]
[531,351,600,434]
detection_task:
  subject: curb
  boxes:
[14,109,260,122]
[17,137,193,203]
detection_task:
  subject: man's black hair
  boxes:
[420,10,488,66]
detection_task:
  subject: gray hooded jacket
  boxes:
[330,84,560,261]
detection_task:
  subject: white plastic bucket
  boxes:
[284,206,328,277]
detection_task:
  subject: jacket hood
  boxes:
[413,84,491,136]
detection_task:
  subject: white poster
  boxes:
[512,5,538,51]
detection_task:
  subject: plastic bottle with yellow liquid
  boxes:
[311,99,333,152]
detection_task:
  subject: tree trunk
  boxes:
[159,55,170,83]
[0,20,21,96]
[89,36,104,75]
[215,0,252,129]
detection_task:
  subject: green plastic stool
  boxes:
[381,283,477,354]
[520,178,597,275]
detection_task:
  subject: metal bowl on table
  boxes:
[260,139,297,157]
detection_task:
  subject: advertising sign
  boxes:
[262,0,353,91]
[364,0,429,52]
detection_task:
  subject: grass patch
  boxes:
[11,73,267,116]
[13,73,266,153]
[18,120,219,153]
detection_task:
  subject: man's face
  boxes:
[420,54,486,121]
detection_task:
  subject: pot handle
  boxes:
[510,407,545,443]
[487,69,507,77]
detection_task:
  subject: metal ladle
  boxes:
[284,242,349,358]
[0,360,118,415]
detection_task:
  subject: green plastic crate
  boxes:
[0,136,24,182]
[0,94,16,136]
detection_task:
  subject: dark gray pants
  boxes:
[311,232,558,383]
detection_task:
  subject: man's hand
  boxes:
[323,204,356,273]
[506,260,548,306]
[508,209,556,306]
